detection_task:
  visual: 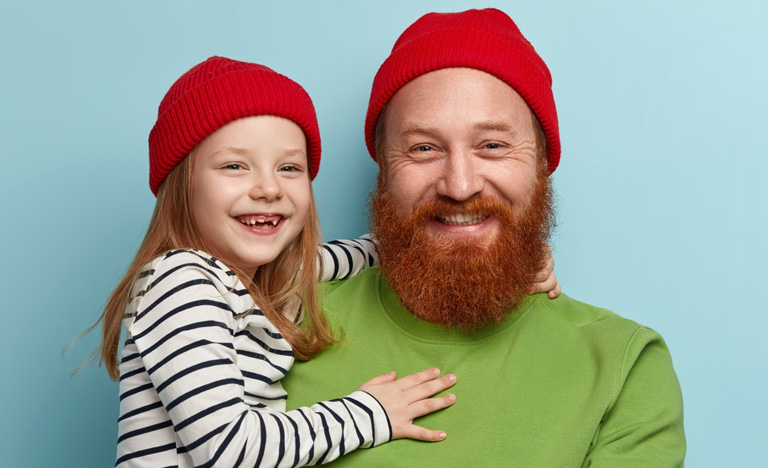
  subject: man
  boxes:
[284,8,685,466]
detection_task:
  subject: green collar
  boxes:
[374,268,539,345]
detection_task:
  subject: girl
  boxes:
[98,56,558,467]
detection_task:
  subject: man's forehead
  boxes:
[382,68,537,135]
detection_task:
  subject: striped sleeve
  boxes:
[319,234,379,282]
[117,251,390,467]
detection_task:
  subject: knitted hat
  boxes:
[365,8,560,174]
[148,56,321,195]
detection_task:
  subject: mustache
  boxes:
[410,195,516,222]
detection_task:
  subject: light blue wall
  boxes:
[1,1,765,466]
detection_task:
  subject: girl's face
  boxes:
[190,115,312,279]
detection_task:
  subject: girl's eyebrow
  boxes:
[283,148,307,158]
[208,147,307,158]
[209,146,250,158]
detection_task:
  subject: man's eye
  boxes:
[414,145,432,152]
[484,143,501,150]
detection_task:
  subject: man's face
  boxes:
[379,67,541,247]
[372,68,553,329]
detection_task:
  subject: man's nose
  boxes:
[249,172,282,201]
[435,151,483,201]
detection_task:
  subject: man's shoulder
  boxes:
[530,293,666,355]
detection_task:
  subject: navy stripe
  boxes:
[117,419,173,443]
[115,442,176,466]
[323,245,340,280]
[233,443,246,468]
[254,412,267,468]
[180,421,227,452]
[118,363,145,381]
[271,412,287,467]
[340,399,365,447]
[318,401,346,457]
[315,412,333,464]
[145,263,211,300]
[119,382,154,401]
[196,412,246,468]
[135,291,231,337]
[148,339,234,376]
[236,348,288,374]
[350,394,392,441]
[174,397,241,431]
[167,379,243,412]
[297,409,316,463]
[138,319,232,358]
[286,414,301,467]
[241,370,279,386]
[235,328,294,356]
[244,391,287,402]
[155,358,234,394]
[117,400,164,423]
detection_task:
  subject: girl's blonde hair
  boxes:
[97,153,333,381]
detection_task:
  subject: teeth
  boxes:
[238,215,281,228]
[438,213,487,226]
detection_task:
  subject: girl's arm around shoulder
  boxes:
[319,233,379,282]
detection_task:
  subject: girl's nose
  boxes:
[249,173,282,201]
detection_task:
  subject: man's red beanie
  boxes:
[148,56,321,195]
[364,8,560,174]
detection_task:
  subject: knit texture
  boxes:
[365,8,561,174]
[148,56,321,195]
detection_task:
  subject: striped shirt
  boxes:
[116,236,390,467]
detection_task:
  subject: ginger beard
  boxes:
[370,170,555,329]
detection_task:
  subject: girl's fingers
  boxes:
[407,393,457,419]
[389,368,442,390]
[358,371,397,389]
[530,274,556,293]
[405,374,457,401]
[399,425,448,442]
[548,282,561,299]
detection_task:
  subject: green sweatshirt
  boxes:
[284,268,685,467]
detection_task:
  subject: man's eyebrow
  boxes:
[474,121,513,132]
[399,121,516,136]
[399,123,439,137]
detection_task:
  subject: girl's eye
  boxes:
[279,164,302,172]
[223,163,244,170]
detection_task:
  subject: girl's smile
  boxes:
[235,213,284,232]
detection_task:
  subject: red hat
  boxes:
[365,8,560,174]
[148,56,321,195]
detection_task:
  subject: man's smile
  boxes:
[435,213,489,226]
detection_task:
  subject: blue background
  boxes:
[1,1,765,466]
